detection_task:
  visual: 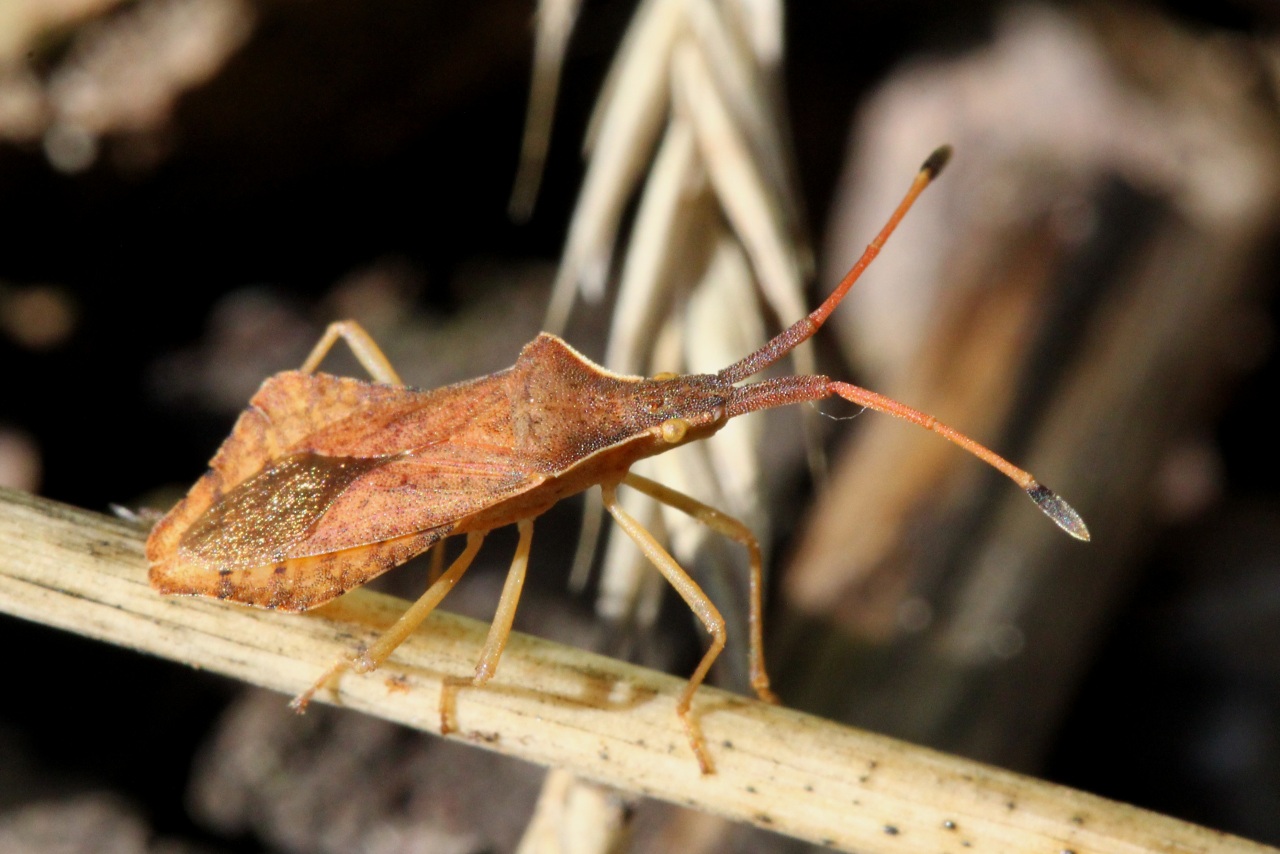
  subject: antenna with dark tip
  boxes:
[720,145,1090,542]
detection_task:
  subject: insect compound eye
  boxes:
[660,418,689,444]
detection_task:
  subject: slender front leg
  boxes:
[300,319,404,385]
[602,481,723,774]
[620,472,778,705]
[290,531,486,711]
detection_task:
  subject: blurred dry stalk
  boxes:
[510,0,583,222]
[0,0,124,62]
[0,793,156,853]
[526,1,816,843]
[0,0,254,171]
[516,767,631,854]
[538,0,812,703]
[2,487,1271,854]
[0,426,41,493]
[780,4,1280,771]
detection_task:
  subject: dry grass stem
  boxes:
[0,487,1269,853]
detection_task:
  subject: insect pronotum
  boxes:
[147,146,1089,774]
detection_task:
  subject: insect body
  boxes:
[147,146,1088,773]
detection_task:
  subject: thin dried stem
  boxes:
[0,487,1266,854]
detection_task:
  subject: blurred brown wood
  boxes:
[779,4,1280,772]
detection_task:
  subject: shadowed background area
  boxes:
[2,1,1279,851]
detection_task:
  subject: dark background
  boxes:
[2,1,1279,850]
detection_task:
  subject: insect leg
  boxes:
[602,480,722,774]
[290,531,485,711]
[440,520,533,734]
[299,320,404,385]
[620,472,779,705]
[473,519,534,684]
[426,538,447,585]
[355,531,486,673]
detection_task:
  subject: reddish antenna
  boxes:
[720,146,1089,541]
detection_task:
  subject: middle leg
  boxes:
[441,519,535,734]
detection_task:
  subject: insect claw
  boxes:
[288,691,313,714]
[439,678,463,735]
[292,658,348,711]
[755,686,781,706]
[1025,482,1091,541]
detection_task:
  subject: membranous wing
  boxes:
[177,443,540,570]
[148,367,543,610]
